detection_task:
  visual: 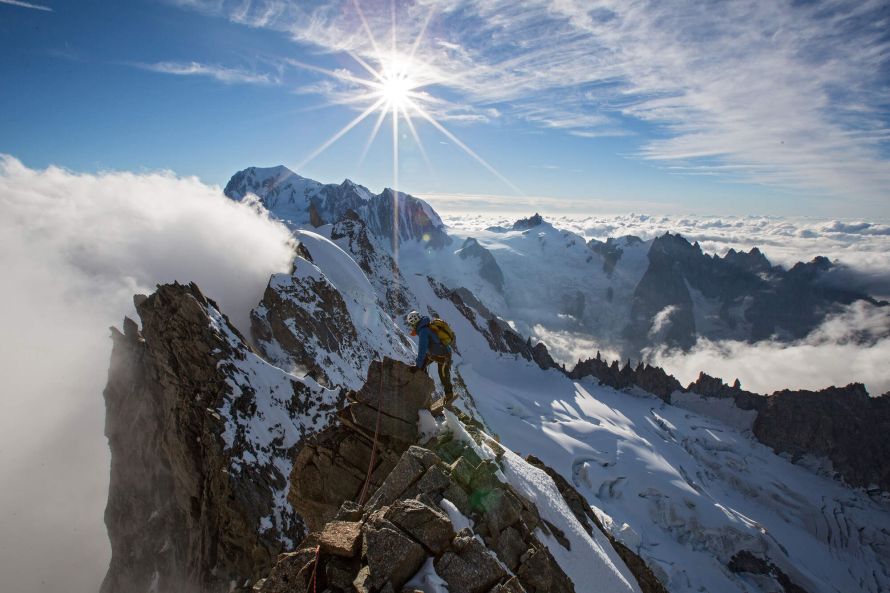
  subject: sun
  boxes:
[293,2,519,196]
[375,61,419,110]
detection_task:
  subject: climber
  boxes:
[406,310,455,404]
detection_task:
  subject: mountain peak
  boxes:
[513,212,545,230]
[223,164,319,202]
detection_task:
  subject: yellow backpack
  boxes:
[428,318,456,348]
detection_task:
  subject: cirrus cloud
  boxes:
[172,0,890,203]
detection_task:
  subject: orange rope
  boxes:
[357,366,386,507]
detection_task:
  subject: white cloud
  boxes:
[649,301,890,397]
[530,324,622,367]
[0,156,294,593]
[648,305,678,340]
[0,0,52,11]
[137,60,280,85]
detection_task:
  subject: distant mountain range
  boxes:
[224,166,887,360]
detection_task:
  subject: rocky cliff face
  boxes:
[457,237,505,293]
[750,384,890,492]
[102,282,342,593]
[625,233,883,351]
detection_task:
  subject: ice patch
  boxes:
[439,498,473,533]
[404,557,449,593]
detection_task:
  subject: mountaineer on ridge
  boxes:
[406,310,456,405]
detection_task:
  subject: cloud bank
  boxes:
[0,156,294,593]
[443,210,890,300]
[649,301,890,396]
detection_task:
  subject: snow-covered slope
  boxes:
[464,367,890,593]
[142,167,890,593]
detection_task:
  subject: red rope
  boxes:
[357,367,386,507]
[308,544,320,593]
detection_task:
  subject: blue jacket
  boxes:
[415,316,450,367]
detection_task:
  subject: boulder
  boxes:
[435,530,509,593]
[289,427,395,531]
[362,515,426,590]
[352,358,434,423]
[366,446,442,510]
[492,526,528,571]
[318,521,362,557]
[385,499,454,554]
[516,546,573,593]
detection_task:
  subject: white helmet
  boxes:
[406,310,421,328]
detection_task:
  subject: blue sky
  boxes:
[1,0,888,216]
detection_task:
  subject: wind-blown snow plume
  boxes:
[0,156,294,593]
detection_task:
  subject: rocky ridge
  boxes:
[258,357,651,593]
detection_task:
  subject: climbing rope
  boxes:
[356,366,386,507]
[308,544,320,593]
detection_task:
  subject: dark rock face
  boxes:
[728,550,810,593]
[626,234,697,351]
[513,213,544,231]
[588,236,643,277]
[750,384,890,492]
[625,232,883,352]
[457,237,506,293]
[569,354,683,402]
[367,187,451,249]
[102,283,340,593]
